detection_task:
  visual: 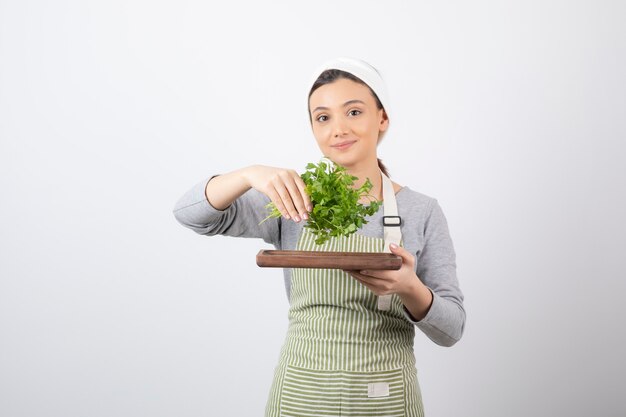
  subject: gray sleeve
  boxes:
[172,174,281,248]
[401,199,466,347]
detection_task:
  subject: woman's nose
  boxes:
[332,118,349,136]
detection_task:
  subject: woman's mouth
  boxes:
[332,140,356,150]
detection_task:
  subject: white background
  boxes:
[1,1,625,416]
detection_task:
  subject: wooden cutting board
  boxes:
[256,250,402,270]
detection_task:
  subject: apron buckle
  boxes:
[382,215,402,226]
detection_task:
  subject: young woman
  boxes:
[172,57,466,417]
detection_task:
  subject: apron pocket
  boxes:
[279,364,406,417]
[280,364,342,416]
[340,367,406,417]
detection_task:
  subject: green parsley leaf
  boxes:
[258,160,382,245]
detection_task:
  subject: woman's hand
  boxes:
[345,243,434,320]
[245,164,313,222]
[344,242,419,297]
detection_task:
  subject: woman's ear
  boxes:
[379,109,389,131]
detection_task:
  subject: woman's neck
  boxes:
[345,162,382,204]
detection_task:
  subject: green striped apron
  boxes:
[264,169,425,417]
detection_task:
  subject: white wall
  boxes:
[1,1,624,416]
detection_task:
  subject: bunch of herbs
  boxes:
[259,160,382,245]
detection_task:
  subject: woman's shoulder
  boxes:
[395,185,441,223]
[396,184,437,206]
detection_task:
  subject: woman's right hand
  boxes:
[244,164,313,222]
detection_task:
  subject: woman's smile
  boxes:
[332,140,356,150]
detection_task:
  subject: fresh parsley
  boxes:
[258,160,382,245]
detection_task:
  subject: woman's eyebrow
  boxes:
[312,99,366,113]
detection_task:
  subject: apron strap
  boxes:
[319,158,402,311]
[378,170,402,311]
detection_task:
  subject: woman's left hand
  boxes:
[344,243,419,297]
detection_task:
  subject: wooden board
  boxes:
[256,250,402,270]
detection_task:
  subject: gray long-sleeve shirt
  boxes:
[172,174,466,347]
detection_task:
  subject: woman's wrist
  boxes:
[398,277,434,322]
[240,164,257,188]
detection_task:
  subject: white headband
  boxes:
[307,56,391,141]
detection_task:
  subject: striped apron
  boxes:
[265,170,425,417]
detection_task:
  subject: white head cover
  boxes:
[307,56,391,142]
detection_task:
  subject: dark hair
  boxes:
[308,69,390,178]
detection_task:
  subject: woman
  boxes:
[172,57,466,417]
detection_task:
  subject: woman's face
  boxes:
[308,78,388,168]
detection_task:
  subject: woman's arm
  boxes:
[203,165,255,210]
[401,199,466,347]
[172,165,282,247]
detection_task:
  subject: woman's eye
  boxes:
[349,109,361,116]
[316,115,328,122]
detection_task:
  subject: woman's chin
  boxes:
[329,153,354,166]
[331,150,366,165]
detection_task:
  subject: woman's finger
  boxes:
[344,270,369,280]
[266,186,290,219]
[294,174,313,213]
[273,176,299,221]
[345,270,379,293]
[281,170,308,220]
